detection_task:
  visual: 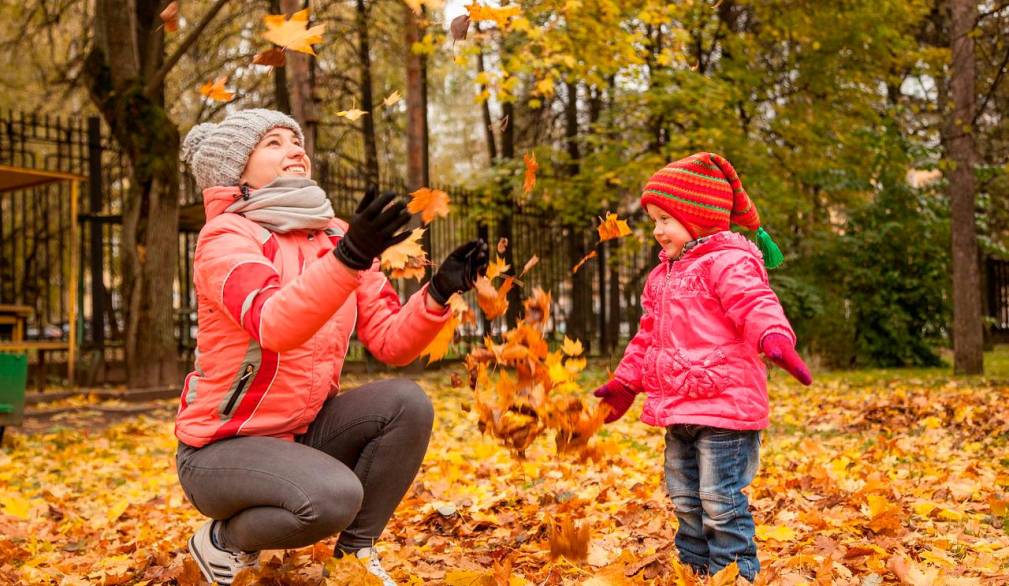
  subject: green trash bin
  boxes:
[0,352,28,445]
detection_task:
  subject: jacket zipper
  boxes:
[223,364,254,416]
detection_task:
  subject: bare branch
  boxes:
[143,0,231,98]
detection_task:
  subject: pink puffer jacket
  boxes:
[174,186,450,448]
[613,231,796,430]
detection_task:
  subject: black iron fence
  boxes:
[1,111,657,384]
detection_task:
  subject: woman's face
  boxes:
[646,204,693,257]
[239,127,311,189]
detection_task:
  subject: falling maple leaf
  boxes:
[382,90,402,108]
[561,337,583,357]
[421,315,459,364]
[497,237,508,255]
[523,152,538,194]
[475,275,512,320]
[253,47,287,67]
[337,108,369,121]
[597,212,631,242]
[407,187,450,224]
[159,1,179,33]
[380,227,428,280]
[571,250,598,274]
[262,8,326,55]
[199,76,234,102]
[522,288,551,329]
[485,256,510,280]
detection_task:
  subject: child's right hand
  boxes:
[593,380,638,423]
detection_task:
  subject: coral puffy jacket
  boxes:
[175,186,450,447]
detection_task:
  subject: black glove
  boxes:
[334,186,413,270]
[429,239,490,306]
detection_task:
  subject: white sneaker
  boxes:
[187,520,258,586]
[325,546,397,585]
[354,547,396,586]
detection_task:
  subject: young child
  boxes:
[593,152,812,582]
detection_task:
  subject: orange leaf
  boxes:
[497,237,508,255]
[199,76,234,102]
[159,1,179,32]
[421,315,459,364]
[598,212,631,241]
[571,250,598,274]
[709,561,739,586]
[486,256,510,280]
[523,152,538,194]
[522,288,551,329]
[476,275,512,320]
[252,47,287,67]
[263,8,325,55]
[548,514,590,561]
[407,187,451,224]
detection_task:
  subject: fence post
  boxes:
[87,117,105,350]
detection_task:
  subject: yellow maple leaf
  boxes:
[382,90,402,108]
[380,227,427,277]
[198,76,234,102]
[337,108,369,121]
[407,187,451,224]
[421,315,459,364]
[262,8,325,55]
[597,212,631,241]
[709,561,739,586]
[523,152,538,194]
[561,336,583,357]
[486,256,510,280]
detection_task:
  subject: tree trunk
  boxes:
[282,0,317,158]
[498,99,520,328]
[948,0,984,374]
[269,0,291,114]
[356,0,380,184]
[85,0,227,388]
[475,22,497,163]
[563,80,592,351]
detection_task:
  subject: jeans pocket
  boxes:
[663,348,730,399]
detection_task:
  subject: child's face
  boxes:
[646,204,693,257]
[239,127,311,189]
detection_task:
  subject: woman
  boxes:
[175,109,488,585]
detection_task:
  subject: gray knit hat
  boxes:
[181,109,305,191]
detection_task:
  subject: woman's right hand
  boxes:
[334,186,413,270]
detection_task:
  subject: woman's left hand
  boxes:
[428,239,490,306]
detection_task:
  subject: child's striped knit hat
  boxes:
[640,152,784,268]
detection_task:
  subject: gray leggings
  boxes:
[175,378,434,553]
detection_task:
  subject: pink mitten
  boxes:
[761,333,813,385]
[593,380,638,423]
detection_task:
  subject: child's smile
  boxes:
[646,204,693,258]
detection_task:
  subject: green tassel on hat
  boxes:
[755,227,784,269]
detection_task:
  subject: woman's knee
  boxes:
[388,379,434,430]
[302,476,365,537]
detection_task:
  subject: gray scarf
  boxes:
[226,176,334,233]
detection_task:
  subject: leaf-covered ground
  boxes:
[2,349,1009,585]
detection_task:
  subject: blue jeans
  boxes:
[663,424,761,581]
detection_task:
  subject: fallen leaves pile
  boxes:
[2,364,1009,584]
